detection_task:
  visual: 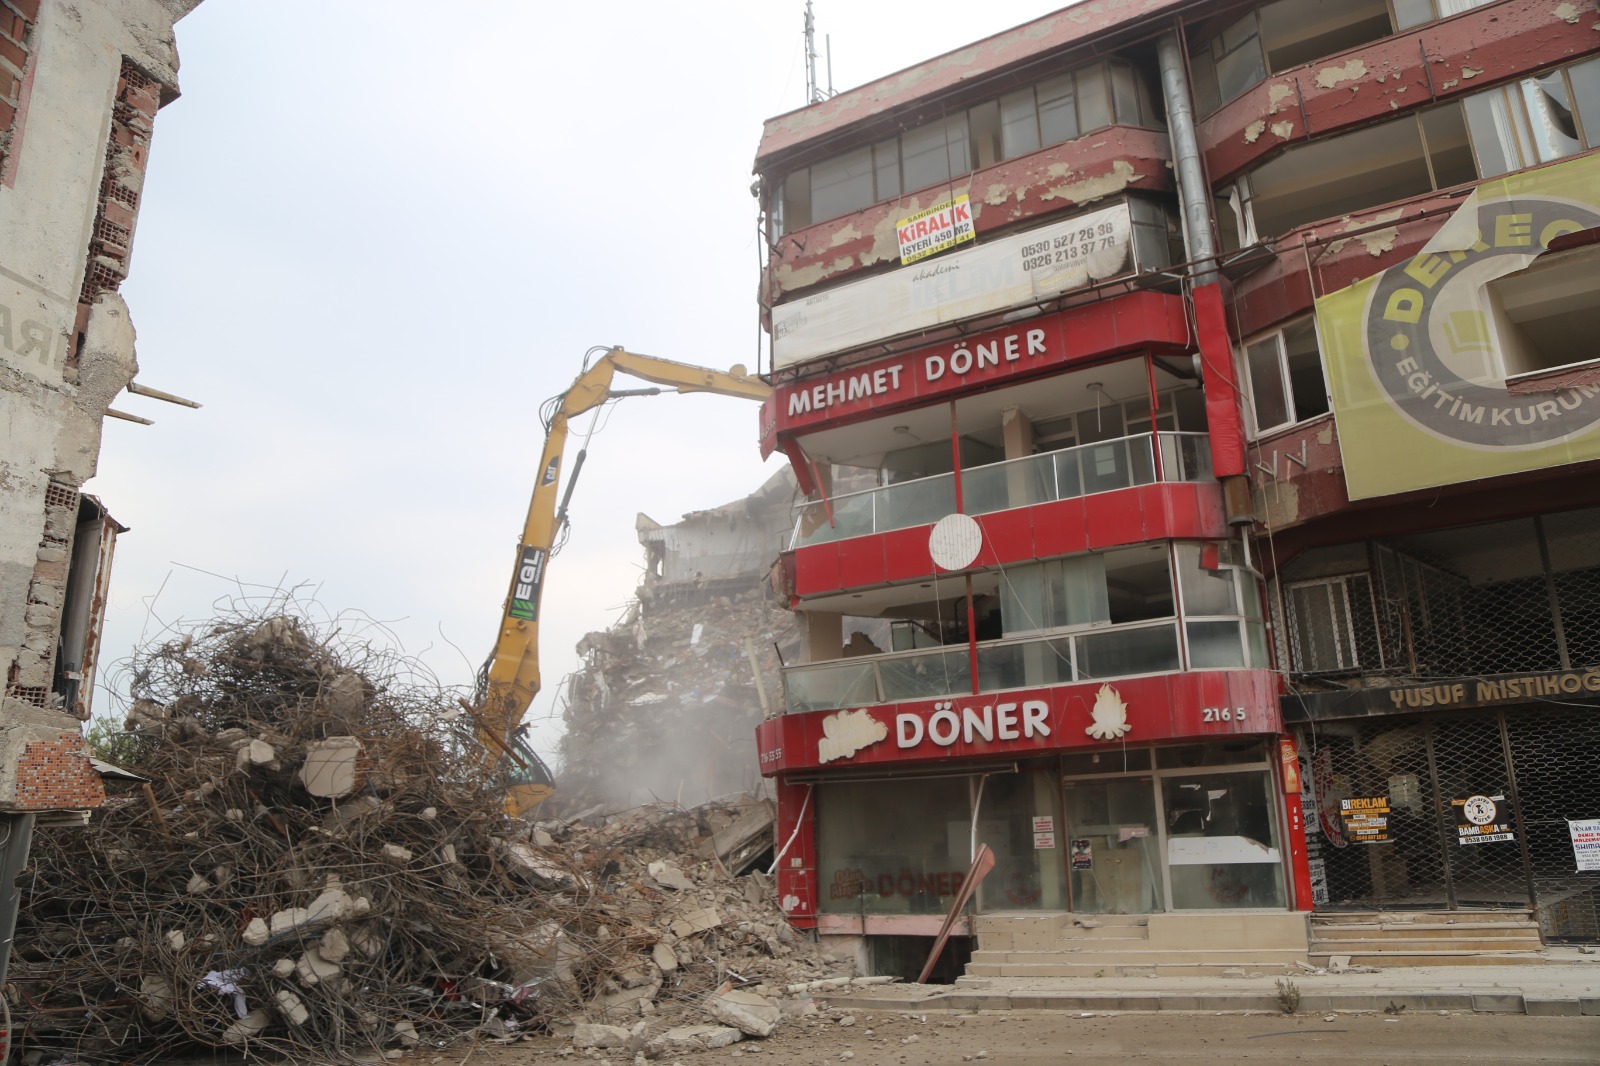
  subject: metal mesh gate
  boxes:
[1301,707,1600,936]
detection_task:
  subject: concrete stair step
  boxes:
[965,958,1306,978]
[974,946,1307,966]
[1308,950,1549,968]
[1314,911,1535,921]
[1311,921,1539,939]
[1310,936,1544,954]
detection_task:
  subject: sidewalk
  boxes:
[820,947,1600,1017]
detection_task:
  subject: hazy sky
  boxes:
[95,0,1066,761]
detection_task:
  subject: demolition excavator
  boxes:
[466,346,771,816]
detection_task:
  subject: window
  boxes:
[1465,58,1600,177]
[1244,318,1329,435]
[998,60,1160,162]
[1191,0,1395,113]
[774,58,1163,233]
[1489,245,1600,380]
[1233,57,1600,241]
[1391,0,1496,31]
[1284,574,1375,673]
[1001,544,1172,637]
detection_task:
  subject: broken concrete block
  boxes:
[441,843,459,865]
[380,843,412,864]
[572,1022,633,1048]
[420,806,437,820]
[648,859,695,891]
[668,901,723,938]
[271,958,295,978]
[319,927,350,963]
[165,929,185,951]
[241,918,269,946]
[494,837,577,886]
[274,989,310,1025]
[391,1020,419,1047]
[650,1025,743,1053]
[235,739,277,771]
[652,940,679,973]
[221,1009,271,1044]
[320,670,368,719]
[186,873,209,895]
[533,826,554,846]
[299,736,367,798]
[706,989,781,1037]
[295,946,342,986]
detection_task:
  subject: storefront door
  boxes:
[1063,777,1163,913]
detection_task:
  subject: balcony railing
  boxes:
[783,619,1183,713]
[792,432,1213,549]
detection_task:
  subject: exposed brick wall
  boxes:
[0,0,36,179]
[71,58,159,367]
[11,733,106,811]
[6,481,78,710]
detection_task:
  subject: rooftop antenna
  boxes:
[800,1,825,104]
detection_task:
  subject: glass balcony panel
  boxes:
[976,637,1075,690]
[1186,620,1248,669]
[791,434,1212,550]
[962,453,1056,516]
[879,648,972,701]
[783,661,880,713]
[1077,622,1181,679]
[877,474,957,532]
[1054,447,1085,499]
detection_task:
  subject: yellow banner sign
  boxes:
[1317,152,1600,500]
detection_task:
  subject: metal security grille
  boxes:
[1302,707,1600,936]
[1279,508,1600,682]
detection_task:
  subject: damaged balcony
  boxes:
[785,540,1270,713]
[785,357,1226,597]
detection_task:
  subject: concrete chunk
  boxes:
[669,901,723,938]
[650,1024,743,1052]
[299,736,367,797]
[241,917,269,946]
[274,989,310,1025]
[295,946,342,986]
[648,859,695,891]
[652,940,679,972]
[221,1009,270,1044]
[572,1022,633,1048]
[706,989,781,1037]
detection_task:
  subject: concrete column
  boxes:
[1002,406,1036,508]
[803,611,845,663]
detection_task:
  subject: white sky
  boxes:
[94,0,1065,762]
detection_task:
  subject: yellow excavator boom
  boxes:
[473,346,770,814]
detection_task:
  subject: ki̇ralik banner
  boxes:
[1316,151,1600,501]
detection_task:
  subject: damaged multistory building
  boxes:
[556,469,804,811]
[0,0,204,988]
[751,0,1600,977]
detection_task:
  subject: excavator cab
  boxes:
[502,731,555,815]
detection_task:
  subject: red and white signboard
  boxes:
[771,202,1133,369]
[897,195,976,264]
[755,670,1281,775]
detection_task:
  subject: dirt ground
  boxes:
[394,1008,1600,1066]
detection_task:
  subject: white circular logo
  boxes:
[928,513,983,571]
[1462,795,1498,826]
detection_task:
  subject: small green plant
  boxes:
[1275,977,1301,1015]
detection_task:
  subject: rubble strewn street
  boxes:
[15,614,849,1064]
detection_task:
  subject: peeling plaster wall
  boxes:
[0,0,195,811]
[1196,0,1600,184]
[765,127,1171,302]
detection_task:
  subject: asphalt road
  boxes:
[392,1008,1600,1065]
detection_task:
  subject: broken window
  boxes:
[1489,244,1600,381]
[1240,103,1472,238]
[1243,318,1329,436]
[1190,0,1395,113]
[1284,574,1378,673]
[1464,58,1600,177]
[1237,57,1600,240]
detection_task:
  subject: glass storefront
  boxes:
[815,742,1288,917]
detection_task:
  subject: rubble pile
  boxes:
[15,613,847,1064]
[556,584,801,810]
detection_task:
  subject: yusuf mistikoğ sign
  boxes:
[1317,152,1600,500]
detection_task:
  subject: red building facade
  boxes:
[753,0,1600,973]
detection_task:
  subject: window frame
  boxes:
[1240,317,1330,437]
